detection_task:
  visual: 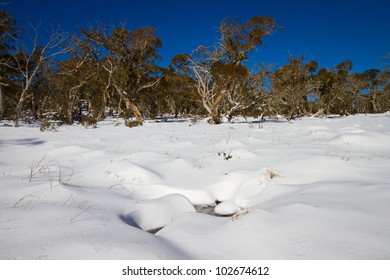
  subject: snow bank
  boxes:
[214,201,241,216]
[1,114,389,259]
[125,194,196,232]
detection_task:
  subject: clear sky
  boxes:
[5,0,390,73]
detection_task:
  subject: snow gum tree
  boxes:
[313,60,373,116]
[54,33,101,124]
[0,10,388,124]
[218,17,277,66]
[81,23,162,124]
[181,47,223,124]
[186,16,278,124]
[154,55,198,118]
[58,58,96,125]
[361,68,390,113]
[271,56,318,120]
[0,19,71,126]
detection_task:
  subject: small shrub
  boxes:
[125,120,143,128]
[190,116,201,125]
[265,169,280,181]
[28,154,53,181]
[218,151,233,161]
[81,115,97,128]
[248,123,263,129]
[40,120,57,132]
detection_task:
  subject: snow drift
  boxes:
[0,114,389,259]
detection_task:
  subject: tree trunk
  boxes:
[38,95,49,120]
[259,111,265,122]
[117,95,123,119]
[124,96,144,123]
[14,89,30,127]
[67,101,73,125]
[0,85,4,120]
[97,97,106,121]
[14,97,24,127]
[174,105,179,119]
[313,108,324,118]
[372,94,378,113]
[31,94,38,122]
[210,110,222,124]
[66,90,74,125]
[97,87,109,121]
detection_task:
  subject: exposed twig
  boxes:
[28,154,54,182]
[13,192,41,208]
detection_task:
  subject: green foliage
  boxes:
[361,68,390,113]
[219,16,278,65]
[311,60,384,116]
[271,56,318,119]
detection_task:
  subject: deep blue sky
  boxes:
[5,0,390,72]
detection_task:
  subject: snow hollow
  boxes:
[1,114,390,259]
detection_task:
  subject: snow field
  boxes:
[0,114,390,259]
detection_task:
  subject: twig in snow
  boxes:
[27,154,54,182]
[13,192,41,208]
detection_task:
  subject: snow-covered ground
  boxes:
[1,114,389,259]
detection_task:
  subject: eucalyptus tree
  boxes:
[54,32,103,124]
[316,60,370,115]
[81,23,162,124]
[159,54,201,118]
[0,19,71,126]
[362,68,390,113]
[185,16,278,123]
[182,46,222,123]
[271,56,318,120]
[314,60,353,116]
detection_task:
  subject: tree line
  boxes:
[0,10,389,127]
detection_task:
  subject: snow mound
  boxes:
[2,114,390,259]
[328,132,390,156]
[126,194,196,232]
[214,201,241,216]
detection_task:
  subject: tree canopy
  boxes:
[0,11,389,127]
